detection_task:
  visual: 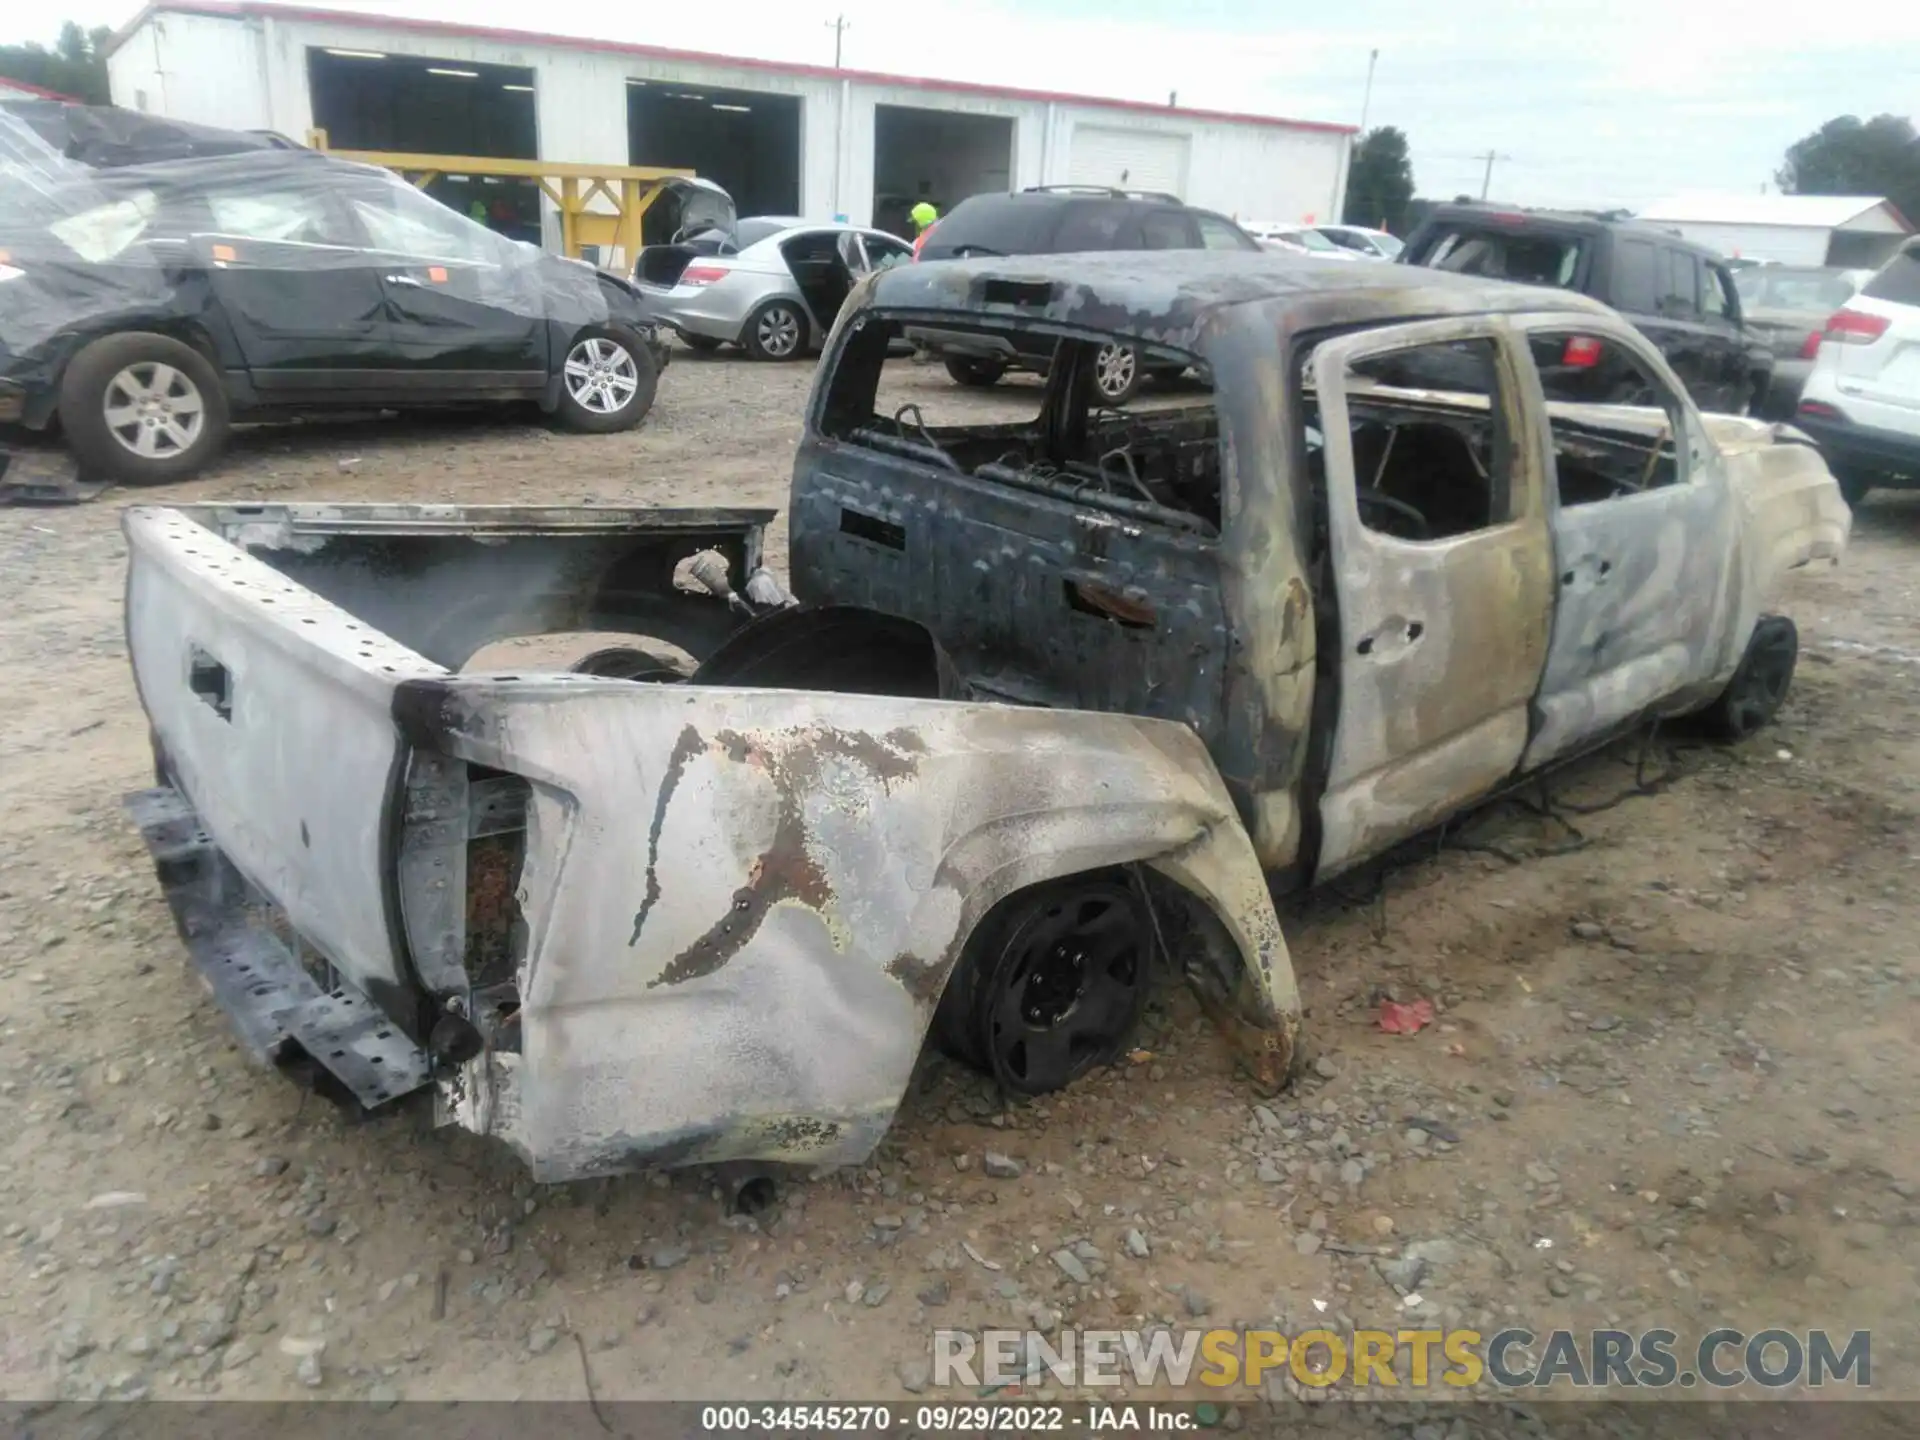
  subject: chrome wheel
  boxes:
[1093,343,1137,401]
[102,362,206,459]
[755,306,803,359]
[563,336,640,415]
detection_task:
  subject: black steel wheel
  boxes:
[1701,615,1798,741]
[938,876,1148,1096]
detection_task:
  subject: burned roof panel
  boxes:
[863,251,1618,350]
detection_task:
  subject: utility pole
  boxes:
[1476,149,1510,200]
[825,13,850,68]
[1358,48,1378,135]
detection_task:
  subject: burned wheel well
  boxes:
[690,604,967,699]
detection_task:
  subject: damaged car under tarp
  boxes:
[0,109,670,484]
[120,253,1849,1182]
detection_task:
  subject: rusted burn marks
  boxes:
[885,947,960,1008]
[649,725,926,988]
[627,724,705,947]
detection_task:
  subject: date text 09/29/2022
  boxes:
[699,1405,1198,1432]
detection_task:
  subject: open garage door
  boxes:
[1068,125,1190,199]
[628,80,800,222]
[872,104,1014,240]
[307,49,542,243]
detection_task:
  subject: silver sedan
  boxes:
[633,219,916,360]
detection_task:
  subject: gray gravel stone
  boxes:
[983,1152,1023,1179]
[1052,1249,1091,1284]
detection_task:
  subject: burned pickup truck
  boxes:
[122,252,1849,1181]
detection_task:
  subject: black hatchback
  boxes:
[0,148,670,484]
[909,187,1262,403]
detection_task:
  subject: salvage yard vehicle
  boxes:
[122,252,1849,1182]
[634,219,914,360]
[909,188,1262,403]
[1400,202,1773,416]
[0,142,670,485]
[1793,237,1920,504]
[1732,264,1874,420]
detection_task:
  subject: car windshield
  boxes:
[1424,227,1584,286]
[1733,267,1859,311]
[1283,228,1342,253]
[38,187,159,262]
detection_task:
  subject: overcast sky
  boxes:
[10,0,1916,210]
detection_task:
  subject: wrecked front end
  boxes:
[121,503,1299,1182]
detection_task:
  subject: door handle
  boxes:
[384,274,423,287]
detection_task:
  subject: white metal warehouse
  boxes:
[104,1,1354,241]
[1638,194,1913,269]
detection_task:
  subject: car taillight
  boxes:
[1798,329,1824,360]
[1823,308,1889,345]
[679,265,730,287]
[1797,399,1841,420]
[1561,335,1604,368]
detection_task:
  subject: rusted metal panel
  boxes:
[395,677,1297,1179]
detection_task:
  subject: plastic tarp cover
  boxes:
[1,107,638,379]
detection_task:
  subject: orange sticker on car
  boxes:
[428,266,448,283]
[211,243,237,263]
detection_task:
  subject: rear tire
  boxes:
[742,301,808,362]
[554,326,657,433]
[945,357,1007,388]
[933,874,1149,1096]
[1699,615,1797,742]
[58,332,229,486]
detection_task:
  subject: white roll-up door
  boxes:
[1067,125,1191,198]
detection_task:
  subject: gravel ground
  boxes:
[3,346,1919,1414]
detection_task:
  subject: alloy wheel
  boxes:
[1094,343,1138,401]
[757,307,802,358]
[102,362,206,459]
[563,337,641,415]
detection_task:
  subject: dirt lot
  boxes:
[3,347,1919,1412]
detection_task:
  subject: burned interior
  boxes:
[820,311,1224,532]
[1298,336,1514,543]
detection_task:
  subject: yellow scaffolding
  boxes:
[306,132,696,265]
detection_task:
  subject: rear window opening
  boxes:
[1421,227,1585,288]
[818,315,1224,531]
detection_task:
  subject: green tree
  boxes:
[1343,126,1415,234]
[1777,114,1920,225]
[0,21,114,104]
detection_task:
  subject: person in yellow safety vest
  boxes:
[910,201,939,256]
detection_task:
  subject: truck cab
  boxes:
[785,251,1850,885]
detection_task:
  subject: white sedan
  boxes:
[1241,221,1367,261]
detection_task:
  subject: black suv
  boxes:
[0,147,670,485]
[910,187,1262,403]
[1400,203,1770,414]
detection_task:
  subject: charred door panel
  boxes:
[1306,320,1554,878]
[788,439,1229,737]
[1518,320,1739,770]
